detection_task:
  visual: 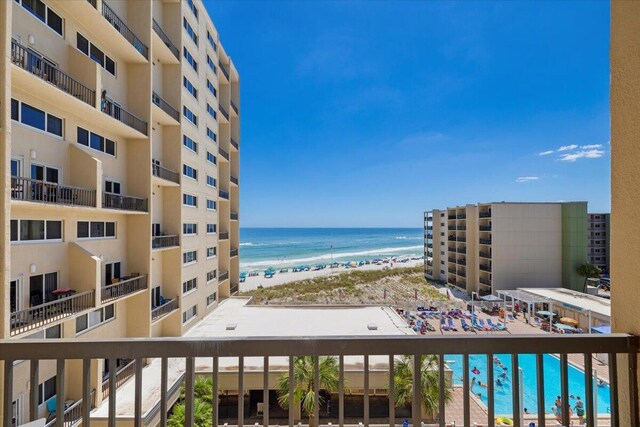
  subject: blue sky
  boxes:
[204,1,610,228]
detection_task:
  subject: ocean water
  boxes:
[239,228,423,272]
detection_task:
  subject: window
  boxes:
[183,76,198,99]
[77,221,116,239]
[207,80,217,97]
[183,17,198,45]
[11,99,63,137]
[77,127,116,156]
[183,223,197,235]
[77,33,115,75]
[207,224,217,234]
[183,193,198,207]
[10,220,62,242]
[26,325,61,340]
[207,128,217,142]
[207,55,216,73]
[183,250,198,265]
[104,180,121,194]
[75,304,115,334]
[183,135,198,153]
[207,199,216,211]
[207,247,217,258]
[207,270,217,282]
[182,278,197,294]
[206,175,216,187]
[38,376,56,405]
[16,0,63,36]
[207,104,217,119]
[183,47,198,72]
[183,106,198,126]
[207,151,217,165]
[183,164,198,180]
[207,292,216,306]
[186,0,198,19]
[183,304,197,323]
[207,31,216,50]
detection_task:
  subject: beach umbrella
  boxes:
[559,317,579,327]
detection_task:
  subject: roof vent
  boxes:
[226,323,237,330]
[367,323,378,331]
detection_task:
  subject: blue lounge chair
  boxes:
[447,317,458,331]
[488,319,507,331]
[507,313,516,322]
[440,317,449,331]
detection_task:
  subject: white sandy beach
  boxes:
[239,258,424,291]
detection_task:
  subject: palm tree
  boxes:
[393,355,452,421]
[167,400,212,427]
[577,263,601,292]
[276,356,340,427]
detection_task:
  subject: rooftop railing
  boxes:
[152,163,180,184]
[103,192,148,212]
[102,1,148,59]
[101,275,147,303]
[11,176,96,207]
[152,235,180,250]
[152,92,180,122]
[10,290,95,336]
[152,19,180,60]
[102,96,148,135]
[11,40,95,106]
[152,298,179,322]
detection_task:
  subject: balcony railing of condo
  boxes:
[152,163,180,184]
[447,257,457,263]
[152,19,180,59]
[219,60,231,80]
[456,214,467,219]
[448,246,456,252]
[152,235,180,250]
[457,269,466,277]
[426,268,434,276]
[102,96,148,135]
[152,298,179,322]
[426,243,433,249]
[457,258,467,265]
[480,264,492,272]
[479,238,492,245]
[219,232,229,240]
[11,40,96,107]
[101,359,136,400]
[219,271,229,282]
[231,138,240,150]
[101,275,147,303]
[10,290,95,337]
[230,248,239,257]
[426,261,433,267]
[152,92,180,122]
[426,225,433,230]
[231,175,239,185]
[448,226,456,231]
[103,192,148,212]
[219,105,230,120]
[44,389,96,427]
[11,176,96,207]
[479,225,492,231]
[457,225,467,230]
[219,190,230,200]
[448,235,456,241]
[479,210,492,218]
[101,1,148,59]
[230,100,239,114]
[479,251,492,259]
[447,214,456,220]
[448,267,456,274]
[219,147,230,161]
[230,283,239,295]
[231,212,239,221]
[480,277,492,286]
[457,237,467,243]
[456,248,466,254]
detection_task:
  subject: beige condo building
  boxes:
[0,0,240,422]
[424,202,588,295]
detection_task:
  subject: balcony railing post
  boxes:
[56,359,65,427]
[238,356,245,427]
[3,359,14,427]
[212,356,219,427]
[412,355,421,427]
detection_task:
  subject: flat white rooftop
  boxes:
[518,287,611,318]
[92,298,413,421]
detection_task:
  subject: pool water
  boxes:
[445,354,611,416]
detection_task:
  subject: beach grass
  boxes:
[241,266,448,305]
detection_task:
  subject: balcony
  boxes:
[231,212,239,221]
[152,163,180,185]
[457,237,467,243]
[152,19,180,60]
[101,275,147,303]
[230,283,239,295]
[479,238,492,245]
[457,226,466,230]
[219,147,230,161]
[230,248,239,257]
[456,248,466,254]
[219,60,230,80]
[10,290,95,337]
[231,175,239,185]
[479,225,492,231]
[101,359,136,401]
[0,335,636,427]
[447,215,456,220]
[152,298,179,322]
[480,277,492,286]
[457,269,466,277]
[231,138,240,150]
[231,100,239,114]
[44,390,95,427]
[457,258,467,265]
[219,232,229,240]
[479,251,492,259]
[426,225,433,230]
[479,210,492,218]
[11,176,96,208]
[219,105,230,121]
[103,192,148,212]
[448,226,456,231]
[448,257,457,263]
[102,96,148,135]
[11,40,96,106]
[152,92,180,124]
[152,235,180,250]
[448,235,456,241]
[456,214,467,219]
[480,264,492,272]
[219,190,230,200]
[101,1,148,59]
[448,246,456,252]
[448,267,456,274]
[219,271,229,282]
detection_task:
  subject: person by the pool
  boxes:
[574,396,585,424]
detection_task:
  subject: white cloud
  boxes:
[559,149,605,162]
[516,176,539,183]
[558,144,578,152]
[580,144,603,150]
[538,150,554,156]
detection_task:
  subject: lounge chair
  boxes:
[447,317,458,331]
[461,319,473,332]
[440,317,449,331]
[507,314,516,322]
[488,319,507,331]
[477,319,492,331]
